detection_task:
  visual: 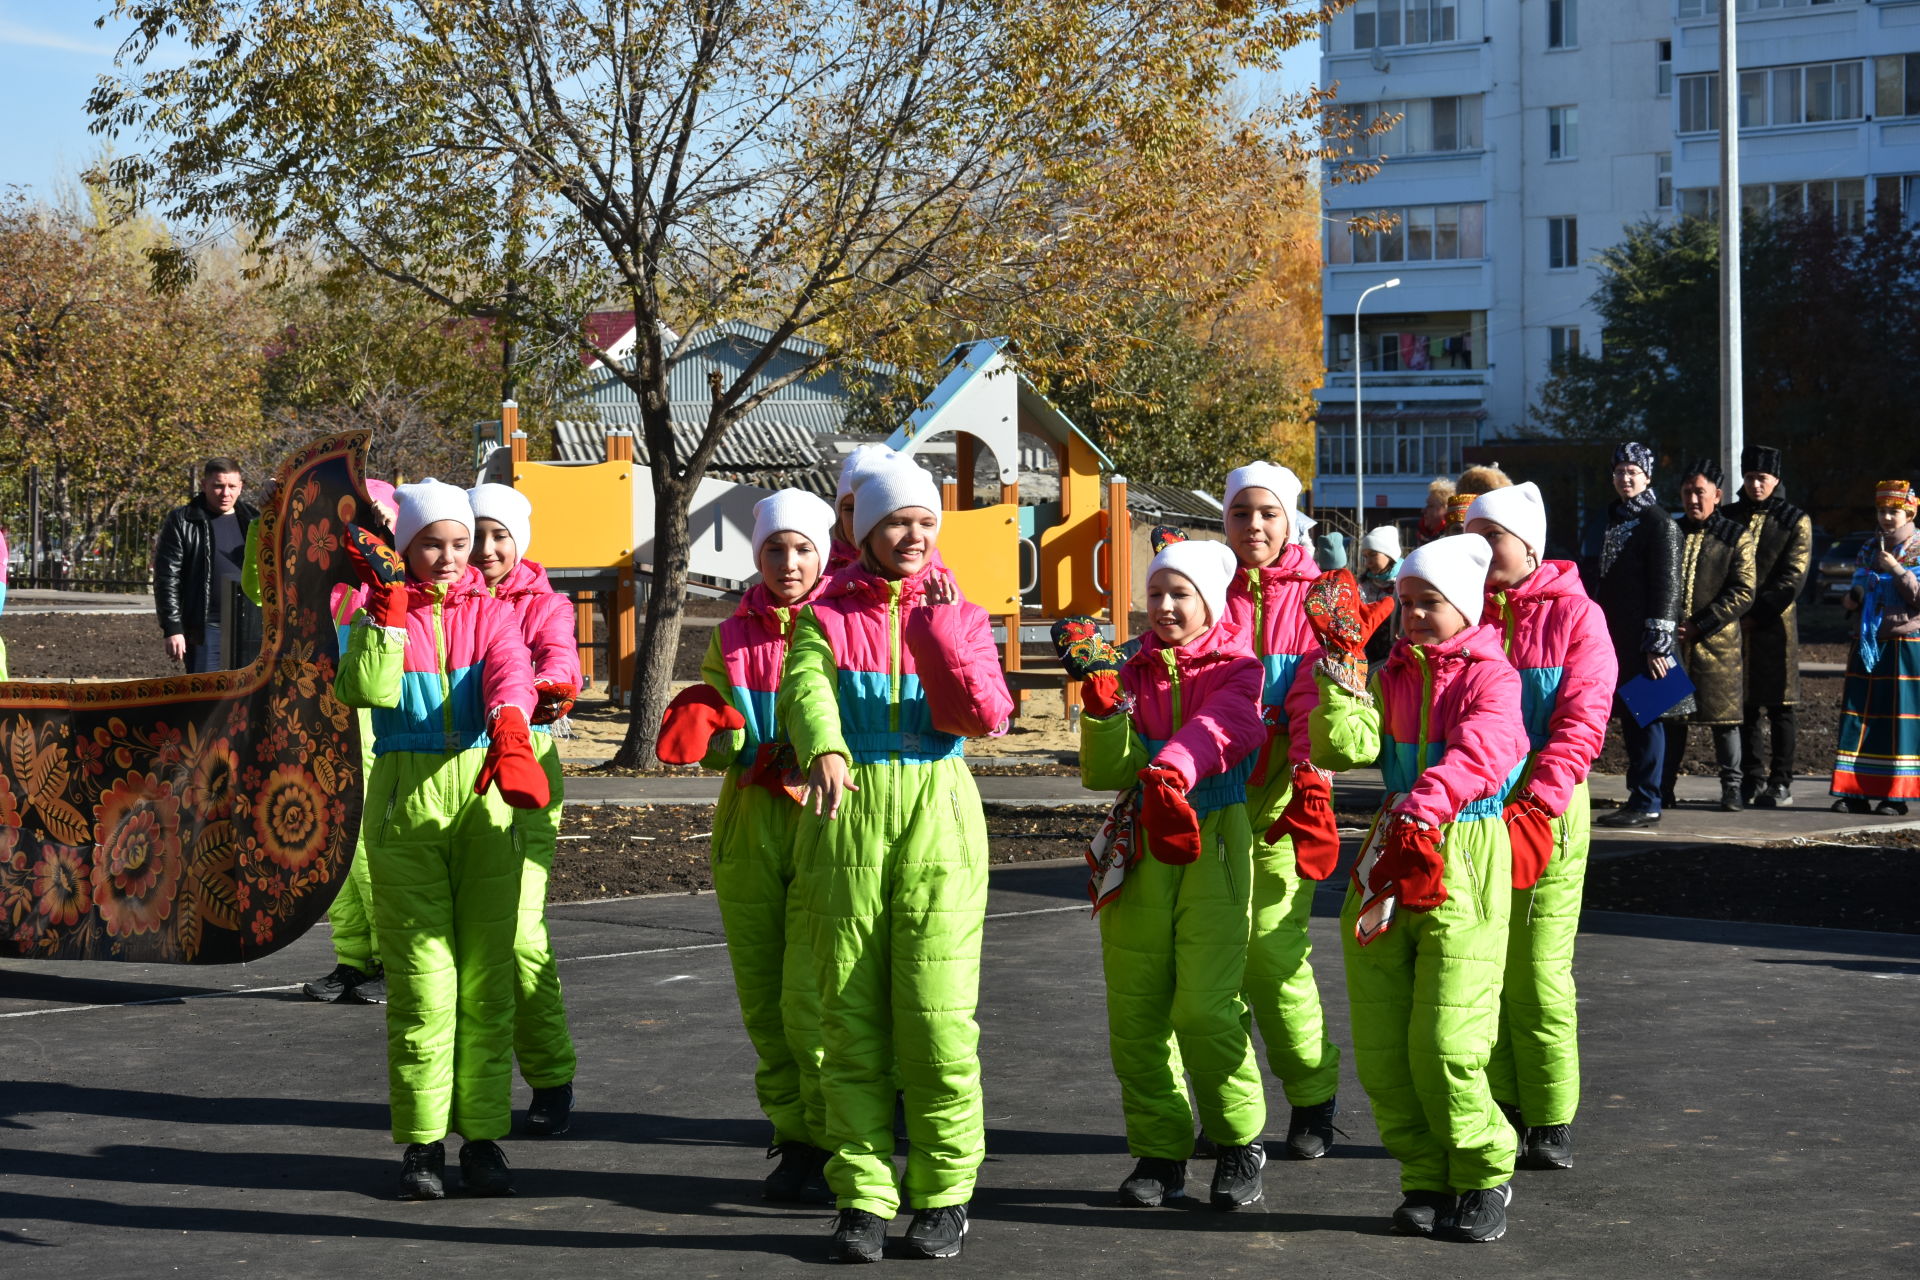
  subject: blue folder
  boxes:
[1618,664,1696,727]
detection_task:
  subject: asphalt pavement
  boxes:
[4,855,1918,1277]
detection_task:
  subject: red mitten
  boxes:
[1267,765,1341,880]
[475,705,550,809]
[1137,765,1203,865]
[1503,787,1556,890]
[1375,816,1447,912]
[1359,594,1397,642]
[343,521,409,630]
[904,601,1009,737]
[1080,672,1124,718]
[655,684,747,765]
[1305,570,1370,694]
[532,679,577,725]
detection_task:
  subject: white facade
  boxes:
[1312,0,1920,514]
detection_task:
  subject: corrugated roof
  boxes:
[552,417,832,470]
[1125,481,1225,526]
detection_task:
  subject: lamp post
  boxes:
[1353,277,1401,519]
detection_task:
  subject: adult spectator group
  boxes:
[155,457,261,673]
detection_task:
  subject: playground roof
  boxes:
[891,338,1115,475]
[551,417,829,470]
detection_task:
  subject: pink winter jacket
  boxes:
[1220,545,1323,785]
[1485,560,1616,815]
[784,562,1013,766]
[487,558,582,689]
[1111,618,1266,809]
[1313,621,1529,829]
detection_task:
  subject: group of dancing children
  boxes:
[659,450,1614,1261]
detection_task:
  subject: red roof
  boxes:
[583,310,635,365]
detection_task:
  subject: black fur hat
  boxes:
[1740,444,1782,478]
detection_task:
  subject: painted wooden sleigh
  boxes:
[0,433,376,964]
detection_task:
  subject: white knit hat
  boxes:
[1223,461,1315,546]
[1359,525,1403,560]
[467,482,532,556]
[393,478,474,554]
[1465,481,1547,560]
[751,488,838,562]
[1147,538,1239,629]
[837,443,897,501]
[1398,533,1493,627]
[851,454,943,545]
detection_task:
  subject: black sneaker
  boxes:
[458,1139,514,1196]
[397,1141,445,1200]
[1596,806,1660,829]
[303,963,374,1004]
[349,970,387,1004]
[1520,1123,1573,1170]
[1209,1140,1266,1210]
[900,1204,969,1259]
[1117,1157,1187,1207]
[828,1208,887,1264]
[1719,783,1743,812]
[764,1142,832,1203]
[1390,1189,1456,1237]
[1436,1182,1513,1243]
[1740,778,1763,806]
[1285,1097,1338,1160]
[1754,783,1792,809]
[522,1083,573,1137]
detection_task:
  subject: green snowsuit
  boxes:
[779,565,1013,1218]
[334,578,535,1145]
[325,591,381,973]
[1310,624,1528,1194]
[1082,621,1269,1159]
[699,591,826,1148]
[511,731,574,1090]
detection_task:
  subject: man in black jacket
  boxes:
[154,457,260,673]
[1725,445,1813,808]
[1592,441,1684,828]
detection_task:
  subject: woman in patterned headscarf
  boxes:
[1829,479,1920,816]
[1590,442,1683,828]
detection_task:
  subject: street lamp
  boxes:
[1353,277,1401,519]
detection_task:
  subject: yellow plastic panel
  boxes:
[512,460,635,572]
[939,504,1022,613]
[1038,435,1108,616]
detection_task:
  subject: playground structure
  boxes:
[493,339,1135,710]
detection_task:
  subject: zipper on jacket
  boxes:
[1496,592,1517,658]
[888,582,902,761]
[432,587,455,752]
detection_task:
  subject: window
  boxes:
[1657,41,1672,97]
[1548,107,1579,160]
[1548,0,1577,49]
[1548,217,1578,270]
[1328,203,1488,264]
[1334,95,1484,157]
[1876,55,1920,120]
[1878,176,1920,227]
[1549,327,1581,370]
[1318,415,1481,478]
[1678,188,1719,220]
[1678,74,1719,134]
[1352,0,1457,50]
[1678,180,1869,230]
[1656,153,1673,210]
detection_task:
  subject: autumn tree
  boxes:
[94,0,1343,762]
[0,187,263,573]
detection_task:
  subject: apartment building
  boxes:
[1313,0,1920,516]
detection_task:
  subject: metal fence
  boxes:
[1,467,161,594]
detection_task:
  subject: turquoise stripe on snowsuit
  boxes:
[1310,624,1529,1194]
[1226,552,1343,1110]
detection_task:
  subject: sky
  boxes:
[0,4,1324,203]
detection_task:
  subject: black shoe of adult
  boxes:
[1832,798,1872,815]
[1596,807,1660,829]
[901,1204,969,1259]
[458,1139,514,1196]
[1719,783,1743,813]
[1209,1141,1267,1210]
[1877,800,1910,816]
[1756,783,1792,809]
[522,1083,574,1137]
[303,963,373,1004]
[828,1208,887,1264]
[1390,1190,1457,1237]
[349,970,388,1004]
[1436,1183,1513,1243]
[1520,1124,1573,1170]
[1117,1157,1187,1207]
[1740,778,1763,806]
[1285,1098,1338,1160]
[764,1142,832,1204]
[397,1141,446,1200]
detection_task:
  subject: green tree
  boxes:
[1530,212,1920,523]
[95,1,1339,762]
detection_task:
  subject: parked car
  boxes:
[1815,531,1876,602]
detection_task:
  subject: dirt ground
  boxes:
[0,611,177,682]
